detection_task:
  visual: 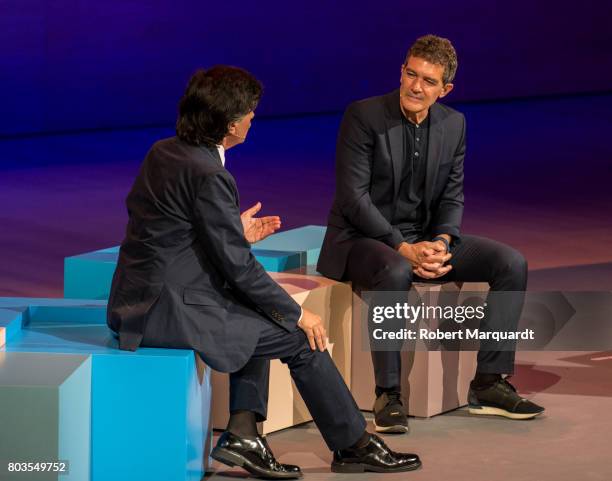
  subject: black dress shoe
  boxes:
[212,431,302,479]
[331,434,421,473]
[468,377,545,420]
[373,392,409,433]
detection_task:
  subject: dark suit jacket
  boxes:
[107,137,301,373]
[317,89,465,280]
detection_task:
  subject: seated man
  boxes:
[107,66,421,477]
[317,35,544,434]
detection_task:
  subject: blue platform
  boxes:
[64,251,119,300]
[64,225,327,299]
[253,225,326,266]
[0,351,92,481]
[0,298,212,481]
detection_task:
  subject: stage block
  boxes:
[350,282,489,418]
[0,352,91,481]
[254,225,326,266]
[63,227,327,299]
[210,272,353,434]
[0,307,25,348]
[1,298,213,481]
[64,249,119,299]
[251,249,304,272]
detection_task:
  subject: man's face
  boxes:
[399,56,453,118]
[227,111,255,146]
[233,111,255,139]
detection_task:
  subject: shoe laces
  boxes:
[260,436,288,471]
[498,376,517,393]
[386,391,403,407]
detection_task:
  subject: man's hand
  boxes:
[297,308,327,351]
[397,241,452,279]
[240,202,281,244]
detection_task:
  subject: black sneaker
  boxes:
[373,392,409,433]
[468,377,545,420]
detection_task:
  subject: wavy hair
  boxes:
[406,35,458,84]
[176,66,263,146]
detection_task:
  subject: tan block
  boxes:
[210,272,353,434]
[350,282,489,417]
[0,327,5,348]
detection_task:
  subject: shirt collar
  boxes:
[216,145,225,166]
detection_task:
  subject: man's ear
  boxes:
[227,121,237,136]
[439,83,454,98]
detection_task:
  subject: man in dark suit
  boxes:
[317,35,544,434]
[108,66,421,477]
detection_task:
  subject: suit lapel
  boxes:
[384,90,404,200]
[425,105,444,211]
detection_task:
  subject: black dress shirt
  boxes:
[393,114,430,241]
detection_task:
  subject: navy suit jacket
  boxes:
[107,137,301,373]
[317,89,466,280]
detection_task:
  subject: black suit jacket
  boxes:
[107,137,301,373]
[317,89,465,280]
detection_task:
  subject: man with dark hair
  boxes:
[317,35,544,434]
[108,65,421,478]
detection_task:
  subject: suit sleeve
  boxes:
[335,103,405,248]
[430,114,465,242]
[192,171,301,331]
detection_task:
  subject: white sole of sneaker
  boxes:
[373,421,410,433]
[468,406,544,420]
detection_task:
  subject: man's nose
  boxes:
[410,78,423,92]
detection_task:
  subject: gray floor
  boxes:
[208,351,612,481]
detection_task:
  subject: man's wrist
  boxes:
[396,241,412,256]
[432,235,450,253]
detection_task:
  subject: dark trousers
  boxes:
[229,318,366,451]
[344,234,528,390]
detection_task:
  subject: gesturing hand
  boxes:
[240,202,281,244]
[297,308,327,351]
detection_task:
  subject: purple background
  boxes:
[0,1,611,297]
[2,0,611,136]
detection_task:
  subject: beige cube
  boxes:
[350,282,489,417]
[210,271,353,434]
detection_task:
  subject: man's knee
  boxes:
[377,260,413,291]
[496,247,528,283]
[281,334,329,370]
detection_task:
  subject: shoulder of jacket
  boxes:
[433,102,465,123]
[346,92,388,114]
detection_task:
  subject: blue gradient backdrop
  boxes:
[2,0,611,136]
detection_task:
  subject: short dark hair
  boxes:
[405,35,458,84]
[176,66,263,146]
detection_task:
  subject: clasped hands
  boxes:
[397,239,452,279]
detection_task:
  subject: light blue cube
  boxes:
[254,225,326,265]
[0,351,92,481]
[63,225,327,300]
[1,298,212,481]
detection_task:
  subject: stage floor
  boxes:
[211,352,612,481]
